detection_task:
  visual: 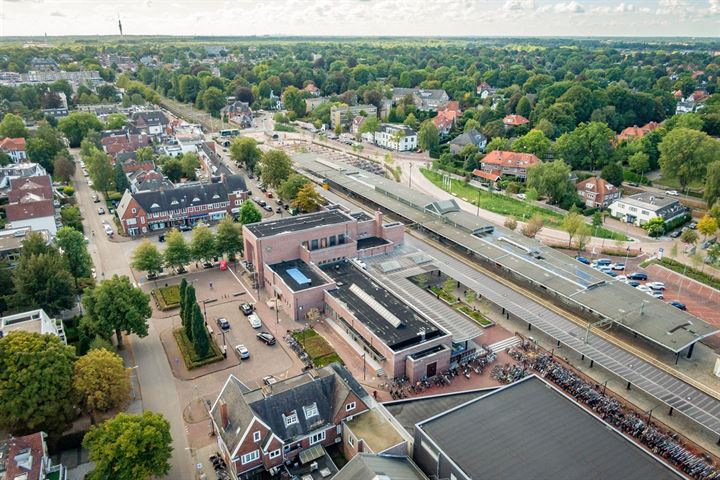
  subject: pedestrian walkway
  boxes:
[488,336,522,352]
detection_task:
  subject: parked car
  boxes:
[216,317,230,330]
[275,207,282,214]
[266,192,273,198]
[611,263,625,271]
[517,193,527,200]
[616,275,628,282]
[239,303,254,316]
[637,285,652,292]
[92,194,100,203]
[627,272,648,281]
[158,234,165,242]
[234,344,250,360]
[97,207,105,215]
[263,375,278,386]
[256,331,276,345]
[669,230,681,238]
[604,270,618,277]
[669,300,687,310]
[649,291,664,300]
[689,222,698,229]
[263,204,273,212]
[576,256,590,265]
[178,224,192,232]
[647,281,666,290]
[248,313,262,329]
[103,224,114,237]
[627,280,641,287]
[666,190,679,196]
[595,258,612,266]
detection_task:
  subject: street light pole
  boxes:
[362,353,366,380]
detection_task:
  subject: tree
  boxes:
[131,240,164,277]
[230,137,261,171]
[628,151,650,175]
[600,162,624,188]
[644,217,665,237]
[114,160,130,192]
[278,173,310,201]
[698,215,718,240]
[190,224,216,263]
[163,229,191,272]
[283,86,306,118]
[136,146,154,163]
[161,157,184,182]
[404,113,418,130]
[105,113,127,130]
[521,215,545,238]
[681,228,698,245]
[82,275,152,349]
[291,183,324,213]
[561,211,585,247]
[53,153,75,182]
[575,224,592,251]
[504,216,518,231]
[260,149,292,188]
[182,285,196,340]
[0,151,11,166]
[704,160,720,208]
[180,152,200,180]
[202,87,225,116]
[87,149,115,195]
[515,96,532,118]
[0,331,76,434]
[13,252,75,315]
[239,199,262,224]
[512,129,551,159]
[56,226,92,286]
[58,112,104,147]
[555,122,615,170]
[592,211,603,228]
[0,113,28,138]
[659,128,720,190]
[418,121,439,151]
[74,348,131,424]
[215,216,244,259]
[526,160,572,205]
[191,302,210,357]
[61,205,84,232]
[359,116,380,135]
[83,411,172,480]
[235,86,254,104]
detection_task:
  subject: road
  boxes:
[71,150,193,480]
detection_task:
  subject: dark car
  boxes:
[627,280,641,287]
[627,272,648,281]
[576,256,590,265]
[604,270,618,277]
[256,331,276,345]
[158,234,165,242]
[669,300,687,310]
[216,317,230,330]
[669,230,681,238]
[178,224,192,232]
[239,303,254,316]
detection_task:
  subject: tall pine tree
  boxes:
[179,279,187,323]
[191,302,209,357]
[182,285,196,341]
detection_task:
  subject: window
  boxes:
[347,435,354,447]
[309,431,326,445]
[303,403,318,419]
[311,239,319,250]
[329,235,336,247]
[345,402,356,412]
[338,234,346,244]
[269,449,281,459]
[132,208,137,214]
[284,411,299,427]
[241,450,259,465]
[253,431,261,442]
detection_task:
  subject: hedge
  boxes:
[153,285,180,310]
[663,213,691,233]
[173,329,224,369]
[643,257,720,290]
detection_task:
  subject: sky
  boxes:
[0,0,718,38]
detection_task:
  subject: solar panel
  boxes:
[349,283,404,328]
[286,267,311,285]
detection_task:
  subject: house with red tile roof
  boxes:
[0,137,27,163]
[479,150,540,180]
[8,175,53,203]
[576,176,620,209]
[101,132,152,157]
[5,175,57,235]
[617,121,660,143]
[0,432,66,480]
[303,83,320,96]
[432,101,461,136]
[502,114,529,128]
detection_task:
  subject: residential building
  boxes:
[221,101,253,129]
[303,83,321,96]
[617,122,660,143]
[0,162,47,191]
[0,137,27,163]
[576,176,620,209]
[432,101,461,136]
[0,432,67,480]
[130,110,169,136]
[502,114,529,128]
[449,128,487,154]
[127,169,174,193]
[0,70,102,90]
[350,116,367,136]
[42,106,69,118]
[391,88,449,111]
[30,57,59,71]
[5,175,57,236]
[100,132,151,158]
[210,364,371,479]
[609,192,689,226]
[479,150,540,180]
[412,375,680,480]
[335,454,428,480]
[305,96,330,112]
[0,309,66,343]
[0,227,50,268]
[115,152,155,174]
[373,124,417,151]
[116,174,248,235]
[476,82,496,99]
[330,104,378,129]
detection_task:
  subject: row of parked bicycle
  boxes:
[505,346,719,479]
[283,330,314,370]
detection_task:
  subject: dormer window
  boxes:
[303,403,318,419]
[284,411,299,427]
[212,193,220,199]
[170,200,179,206]
[345,402,356,412]
[193,197,201,203]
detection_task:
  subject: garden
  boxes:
[291,328,343,368]
[153,284,181,310]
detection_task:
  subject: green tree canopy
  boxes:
[74,348,131,424]
[163,229,191,271]
[511,129,552,159]
[291,183,324,213]
[260,149,293,188]
[55,226,93,285]
[53,153,76,182]
[555,122,615,170]
[278,173,310,201]
[283,86,306,118]
[13,251,75,315]
[105,113,128,130]
[600,162,624,187]
[0,113,29,138]
[659,128,720,190]
[190,224,216,263]
[131,240,164,277]
[418,121,439,151]
[0,331,76,434]
[83,411,173,480]
[230,137,261,171]
[215,216,244,259]
[114,161,130,192]
[58,112,104,147]
[704,160,720,209]
[191,302,209,357]
[239,199,262,224]
[526,159,573,205]
[82,275,152,349]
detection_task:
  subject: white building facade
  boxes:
[373,124,417,152]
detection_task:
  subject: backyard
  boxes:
[421,168,628,241]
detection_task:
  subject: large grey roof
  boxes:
[335,454,428,480]
[418,376,681,480]
[244,209,353,238]
[449,128,486,147]
[294,153,719,353]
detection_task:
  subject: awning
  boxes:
[299,445,324,464]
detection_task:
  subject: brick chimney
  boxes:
[219,402,229,429]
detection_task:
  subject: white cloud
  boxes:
[709,0,719,14]
[503,0,536,11]
[553,1,585,13]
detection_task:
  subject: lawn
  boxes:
[653,175,704,192]
[292,328,343,367]
[154,285,180,310]
[457,305,494,327]
[422,168,628,241]
[430,286,459,305]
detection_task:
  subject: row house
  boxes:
[116,174,248,236]
[478,150,540,181]
[210,364,371,479]
[221,101,253,129]
[0,137,27,163]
